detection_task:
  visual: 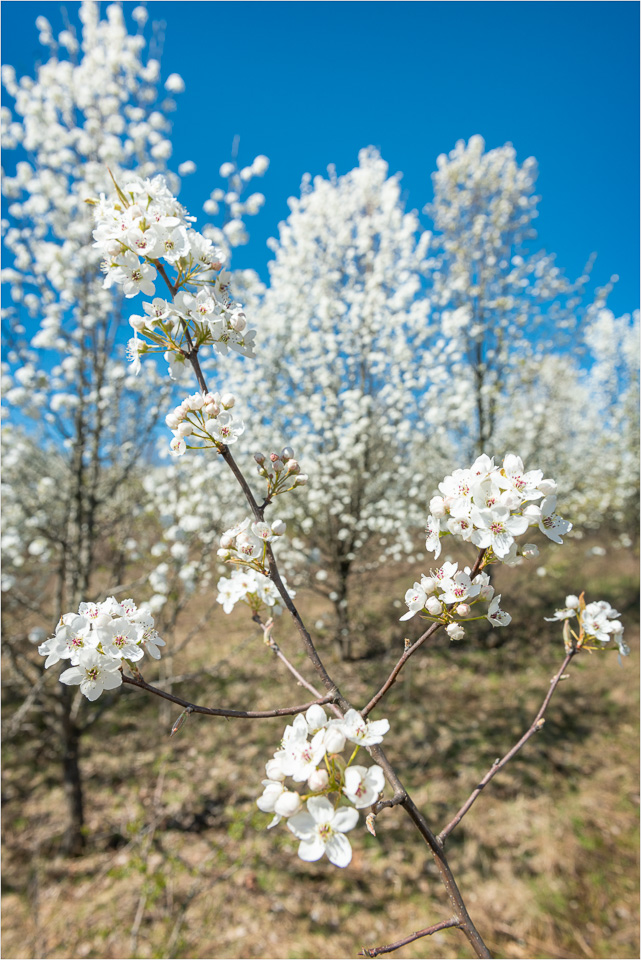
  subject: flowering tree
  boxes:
[0,1,194,854]
[424,135,619,465]
[31,170,630,958]
[225,149,438,658]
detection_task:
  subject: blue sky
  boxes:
[2,1,639,316]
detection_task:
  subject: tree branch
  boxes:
[121,672,337,720]
[361,548,487,717]
[438,649,576,845]
[360,917,460,958]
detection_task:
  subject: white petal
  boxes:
[325,833,353,868]
[332,806,359,833]
[297,837,325,862]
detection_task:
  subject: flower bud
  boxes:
[204,402,220,417]
[286,459,300,475]
[220,393,235,409]
[274,790,302,818]
[294,474,308,487]
[429,496,447,518]
[420,576,437,594]
[129,314,147,332]
[425,596,442,616]
[220,534,234,549]
[281,446,295,460]
[565,594,580,609]
[265,758,286,781]
[307,768,329,792]
[254,452,266,464]
[175,422,193,438]
[324,724,346,754]
[270,457,284,473]
[455,603,471,617]
[271,519,286,536]
[446,623,465,641]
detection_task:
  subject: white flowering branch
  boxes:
[362,548,487,718]
[42,172,627,960]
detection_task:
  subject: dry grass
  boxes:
[2,538,639,960]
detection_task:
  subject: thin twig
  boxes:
[121,672,336,719]
[360,917,460,957]
[255,615,343,719]
[438,649,576,844]
[361,548,487,718]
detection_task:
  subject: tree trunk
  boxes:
[59,688,85,855]
[333,560,352,660]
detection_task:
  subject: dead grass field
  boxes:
[2,538,639,960]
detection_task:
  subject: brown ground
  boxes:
[2,538,639,960]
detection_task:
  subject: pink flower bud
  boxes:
[456,603,471,617]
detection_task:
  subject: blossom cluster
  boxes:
[425,454,572,561]
[400,561,510,638]
[91,174,255,376]
[257,705,389,867]
[38,597,165,700]
[254,446,309,498]
[546,594,629,657]
[166,390,244,456]
[216,567,293,616]
[217,516,287,573]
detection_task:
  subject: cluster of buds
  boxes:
[257,705,389,867]
[400,561,510,638]
[165,390,243,456]
[254,446,308,499]
[426,454,572,562]
[546,594,629,657]
[37,597,165,700]
[217,516,286,573]
[216,567,293,616]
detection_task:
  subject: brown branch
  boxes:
[361,548,487,717]
[121,672,336,719]
[438,649,576,845]
[360,917,460,957]
[254,615,344,719]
